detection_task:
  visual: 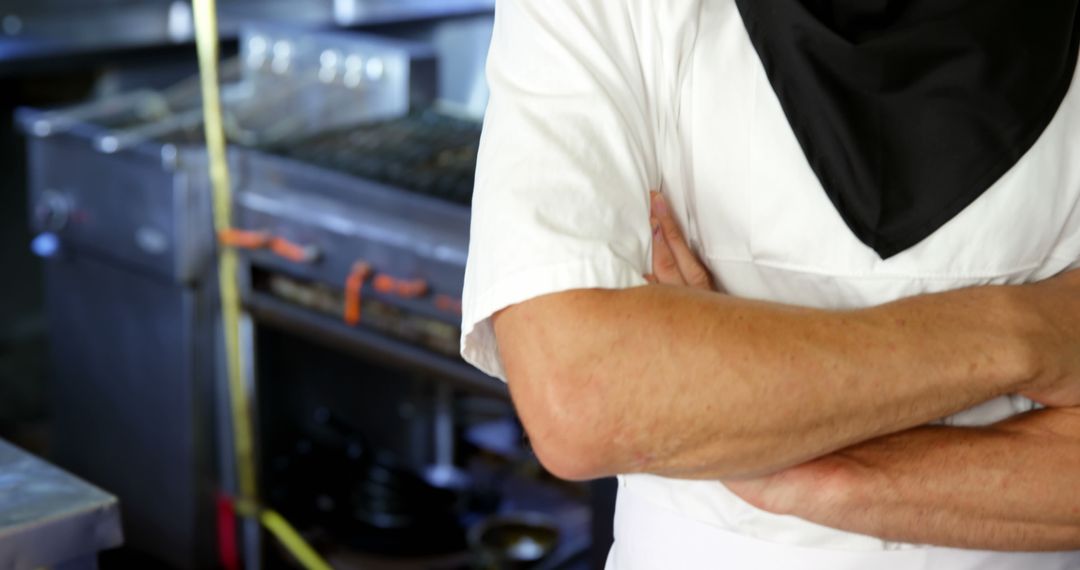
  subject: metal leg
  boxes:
[243,516,263,570]
[434,383,455,469]
[240,312,263,570]
[216,306,264,570]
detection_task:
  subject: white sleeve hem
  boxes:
[460,256,647,381]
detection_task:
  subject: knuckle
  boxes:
[655,255,679,275]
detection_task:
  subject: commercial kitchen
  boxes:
[0,1,610,568]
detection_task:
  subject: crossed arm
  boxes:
[492,192,1080,549]
[726,407,1080,550]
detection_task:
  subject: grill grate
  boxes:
[266,110,481,206]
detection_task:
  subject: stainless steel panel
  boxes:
[236,23,438,142]
[0,1,195,75]
[234,150,470,304]
[373,12,493,117]
[219,0,494,30]
[22,127,214,284]
[44,254,217,570]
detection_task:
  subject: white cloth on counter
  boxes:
[460,0,1080,566]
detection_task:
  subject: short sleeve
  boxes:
[460,0,659,380]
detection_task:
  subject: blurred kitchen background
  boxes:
[0,1,614,569]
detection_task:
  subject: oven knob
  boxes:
[34,192,71,232]
[31,233,60,259]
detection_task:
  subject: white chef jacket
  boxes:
[460,0,1080,567]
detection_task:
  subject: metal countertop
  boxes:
[0,438,122,570]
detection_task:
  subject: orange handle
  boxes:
[344,262,372,326]
[347,265,434,325]
[393,278,428,298]
[218,228,271,249]
[373,274,429,299]
[218,229,318,264]
[373,274,396,294]
[435,294,462,315]
[269,237,319,264]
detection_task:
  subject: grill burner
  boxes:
[268,110,481,206]
[82,102,482,206]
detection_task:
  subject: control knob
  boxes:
[33,191,71,233]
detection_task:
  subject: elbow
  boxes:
[504,357,623,482]
[496,316,777,482]
[530,430,611,482]
[493,291,632,481]
[526,410,615,482]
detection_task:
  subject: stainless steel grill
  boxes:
[267,110,479,206]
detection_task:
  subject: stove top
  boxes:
[267,110,481,206]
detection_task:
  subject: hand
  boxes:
[1018,269,1080,408]
[646,191,716,291]
[647,190,815,505]
[723,452,864,517]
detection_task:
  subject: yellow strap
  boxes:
[191,0,256,503]
[191,2,333,568]
[261,509,335,570]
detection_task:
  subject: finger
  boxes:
[651,192,713,290]
[643,273,659,284]
[651,191,712,290]
[651,217,685,286]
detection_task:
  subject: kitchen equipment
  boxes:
[469,512,561,570]
[19,25,437,568]
[236,109,486,372]
[0,437,123,570]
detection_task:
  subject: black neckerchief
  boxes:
[734,0,1080,258]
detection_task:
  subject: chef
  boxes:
[461,0,1080,568]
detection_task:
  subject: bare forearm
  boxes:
[497,282,1034,480]
[737,409,1080,550]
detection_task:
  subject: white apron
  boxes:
[606,488,1080,570]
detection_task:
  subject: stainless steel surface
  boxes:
[0,1,194,75]
[374,12,493,117]
[237,23,438,144]
[235,143,472,314]
[42,252,220,569]
[17,33,218,569]
[21,88,221,565]
[17,26,434,283]
[220,0,494,29]
[0,438,123,570]
[0,0,493,76]
[2,2,192,45]
[22,125,215,284]
[239,311,262,570]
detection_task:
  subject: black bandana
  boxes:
[734,0,1080,258]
